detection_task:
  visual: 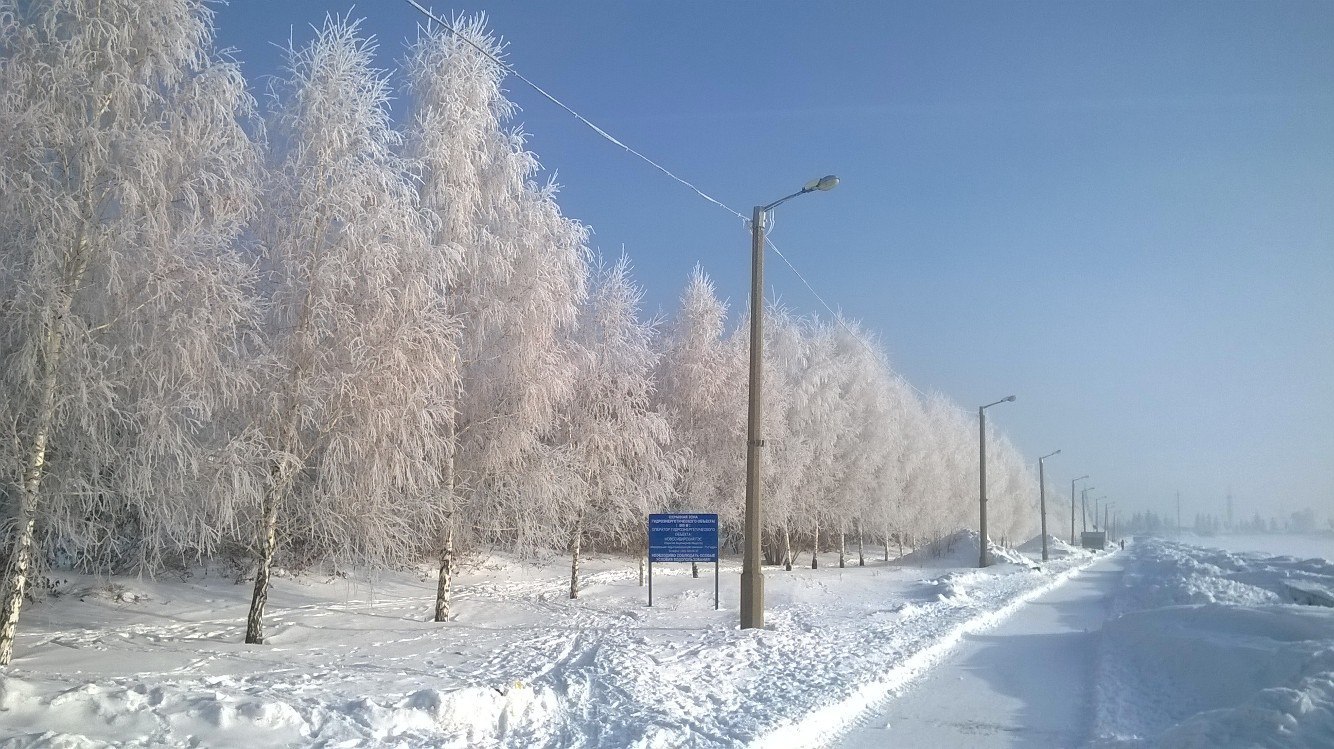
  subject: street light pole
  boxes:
[1038,450,1061,561]
[741,175,838,630]
[978,395,1016,568]
[1071,475,1088,545]
[1081,486,1094,533]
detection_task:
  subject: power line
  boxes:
[764,233,940,405]
[402,1,747,224]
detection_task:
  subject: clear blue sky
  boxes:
[213,1,1334,526]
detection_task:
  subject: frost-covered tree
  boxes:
[985,434,1037,545]
[560,256,673,599]
[402,17,588,620]
[750,307,806,569]
[241,17,456,644]
[823,322,892,567]
[790,322,850,568]
[870,374,924,558]
[656,268,744,554]
[0,0,261,665]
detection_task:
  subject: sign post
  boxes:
[648,513,720,610]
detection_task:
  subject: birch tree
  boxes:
[656,267,744,572]
[750,307,808,568]
[241,17,455,644]
[561,256,673,599]
[0,0,261,665]
[403,17,588,620]
[824,323,892,567]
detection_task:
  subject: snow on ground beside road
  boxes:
[896,529,1037,568]
[1175,532,1334,562]
[1091,537,1334,748]
[1016,533,1088,559]
[0,536,1096,748]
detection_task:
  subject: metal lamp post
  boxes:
[978,395,1016,568]
[741,175,839,630]
[1038,450,1061,561]
[1070,475,1088,545]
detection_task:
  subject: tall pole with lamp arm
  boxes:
[1071,475,1088,545]
[740,175,839,630]
[1038,450,1061,561]
[978,395,1017,568]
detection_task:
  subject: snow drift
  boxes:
[1092,538,1334,748]
[896,529,1031,568]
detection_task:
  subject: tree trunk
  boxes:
[691,561,699,579]
[246,410,301,645]
[433,415,457,621]
[244,224,327,646]
[569,516,583,600]
[811,521,819,569]
[245,492,280,644]
[857,521,865,567]
[839,527,846,568]
[0,517,37,667]
[1,251,85,666]
[899,533,905,558]
[884,535,890,562]
[783,526,793,571]
[434,521,454,622]
[639,554,646,587]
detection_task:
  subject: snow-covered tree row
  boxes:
[0,5,1039,661]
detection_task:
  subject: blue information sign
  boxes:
[648,513,719,563]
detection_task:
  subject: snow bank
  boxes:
[1091,538,1334,748]
[1016,533,1088,559]
[896,529,1030,568]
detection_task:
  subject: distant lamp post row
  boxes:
[1037,450,1061,561]
[740,175,839,631]
[978,395,1016,568]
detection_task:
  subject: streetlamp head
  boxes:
[1004,395,1017,402]
[804,175,839,192]
[1052,449,1062,456]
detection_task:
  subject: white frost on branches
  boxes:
[0,0,262,663]
[240,17,457,643]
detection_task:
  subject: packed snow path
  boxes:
[837,552,1125,748]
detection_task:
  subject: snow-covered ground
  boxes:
[3,532,1329,748]
[1091,535,1334,747]
[0,531,1092,748]
[1170,532,1334,561]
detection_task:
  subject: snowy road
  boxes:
[836,552,1125,749]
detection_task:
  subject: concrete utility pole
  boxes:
[1071,475,1088,545]
[978,395,1016,568]
[740,175,838,631]
[1038,450,1061,561]
[1081,486,1094,533]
